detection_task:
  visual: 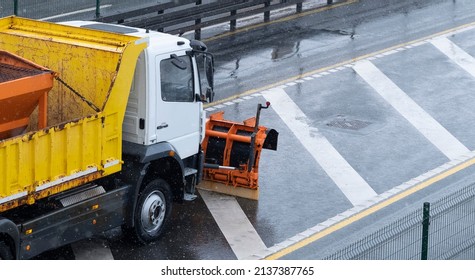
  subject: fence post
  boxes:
[195,0,202,40]
[230,10,237,31]
[296,2,303,13]
[157,10,164,32]
[96,0,101,18]
[14,0,18,16]
[421,202,430,260]
[264,1,271,22]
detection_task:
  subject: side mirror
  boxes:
[205,55,214,90]
[195,93,202,102]
[205,87,214,103]
[190,39,208,52]
[170,54,187,70]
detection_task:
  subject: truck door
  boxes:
[155,53,201,159]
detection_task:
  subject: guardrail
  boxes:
[4,0,161,20]
[94,0,336,40]
[6,1,338,40]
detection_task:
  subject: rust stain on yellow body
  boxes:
[0,16,147,212]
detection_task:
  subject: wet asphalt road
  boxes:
[206,0,475,101]
[34,0,475,259]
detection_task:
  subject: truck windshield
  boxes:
[160,55,194,102]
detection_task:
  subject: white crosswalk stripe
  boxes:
[263,88,377,206]
[431,37,475,78]
[353,59,470,160]
[199,189,267,260]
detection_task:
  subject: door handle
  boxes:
[157,123,169,130]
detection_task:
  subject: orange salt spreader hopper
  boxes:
[0,50,55,140]
[200,102,278,200]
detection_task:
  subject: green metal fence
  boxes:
[324,183,475,260]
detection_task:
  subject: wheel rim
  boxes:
[140,190,166,234]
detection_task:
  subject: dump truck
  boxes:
[0,16,277,259]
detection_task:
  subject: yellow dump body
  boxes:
[0,16,147,212]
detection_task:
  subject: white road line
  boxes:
[353,60,469,160]
[263,88,377,206]
[199,189,267,260]
[431,37,475,78]
[71,239,114,260]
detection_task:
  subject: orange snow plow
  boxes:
[0,50,55,140]
[200,102,278,200]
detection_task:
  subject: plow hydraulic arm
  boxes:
[199,102,278,200]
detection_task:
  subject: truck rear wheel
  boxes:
[0,240,14,260]
[133,179,172,243]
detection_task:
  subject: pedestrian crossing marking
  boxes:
[431,37,475,78]
[353,60,470,160]
[263,88,377,206]
[199,189,268,260]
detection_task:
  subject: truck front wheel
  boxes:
[133,179,172,243]
[0,240,14,260]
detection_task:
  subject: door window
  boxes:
[160,55,194,102]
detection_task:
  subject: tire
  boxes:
[0,240,14,260]
[132,179,172,244]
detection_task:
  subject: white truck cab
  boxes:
[62,22,213,161]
